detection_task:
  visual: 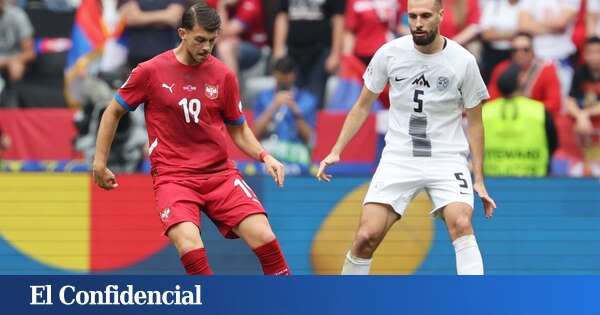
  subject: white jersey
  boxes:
[363,36,489,163]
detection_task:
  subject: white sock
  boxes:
[452,234,484,275]
[341,250,372,275]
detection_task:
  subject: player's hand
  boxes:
[473,181,496,219]
[325,53,340,74]
[92,165,119,190]
[263,155,285,188]
[316,152,340,182]
[273,91,293,107]
[575,114,594,135]
[7,59,26,81]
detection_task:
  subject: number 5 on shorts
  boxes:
[454,172,469,188]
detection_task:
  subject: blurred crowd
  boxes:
[0,0,599,177]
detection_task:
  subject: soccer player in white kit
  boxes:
[316,0,497,275]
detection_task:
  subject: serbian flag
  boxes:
[64,0,126,107]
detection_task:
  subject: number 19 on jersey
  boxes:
[178,98,201,124]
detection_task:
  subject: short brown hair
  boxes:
[181,1,221,32]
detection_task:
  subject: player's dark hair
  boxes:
[181,1,221,32]
[586,36,600,46]
[273,56,296,74]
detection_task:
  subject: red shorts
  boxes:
[153,170,266,238]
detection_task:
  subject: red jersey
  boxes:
[115,51,244,178]
[345,0,402,58]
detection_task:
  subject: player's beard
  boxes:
[411,26,438,46]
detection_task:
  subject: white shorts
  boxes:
[363,159,474,216]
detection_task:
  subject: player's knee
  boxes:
[354,228,383,254]
[169,232,203,255]
[177,240,203,255]
[450,215,473,237]
[253,230,276,246]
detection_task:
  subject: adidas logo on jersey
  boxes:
[411,74,430,88]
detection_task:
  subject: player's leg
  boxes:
[342,202,401,275]
[204,172,289,275]
[155,181,212,275]
[167,222,213,275]
[233,213,290,275]
[427,161,483,275]
[440,203,483,275]
[342,159,421,275]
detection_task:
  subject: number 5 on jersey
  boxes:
[178,98,201,124]
[413,89,424,113]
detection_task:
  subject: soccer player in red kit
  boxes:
[92,2,290,275]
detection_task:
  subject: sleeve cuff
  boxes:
[363,80,385,94]
[115,93,133,111]
[225,116,246,125]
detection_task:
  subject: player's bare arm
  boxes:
[316,86,379,181]
[466,104,497,218]
[227,122,285,187]
[121,2,184,28]
[92,99,128,190]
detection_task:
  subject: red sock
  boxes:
[180,248,213,275]
[252,239,290,275]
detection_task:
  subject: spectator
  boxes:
[7,0,26,7]
[565,36,600,176]
[273,0,345,108]
[213,0,267,75]
[252,56,317,167]
[588,0,600,37]
[0,0,35,107]
[488,32,562,116]
[120,0,185,68]
[341,0,403,110]
[440,0,481,46]
[483,63,557,177]
[518,0,580,96]
[74,67,147,172]
[343,0,404,67]
[479,0,520,83]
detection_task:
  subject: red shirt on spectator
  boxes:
[439,0,480,39]
[345,0,403,58]
[488,60,562,115]
[231,0,267,46]
[207,0,267,46]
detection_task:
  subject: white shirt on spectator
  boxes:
[480,0,521,50]
[519,0,580,61]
